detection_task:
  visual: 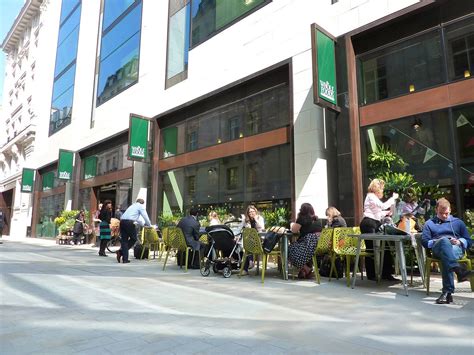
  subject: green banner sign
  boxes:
[58,150,74,180]
[129,115,149,161]
[316,29,337,105]
[42,171,55,191]
[83,156,97,180]
[21,168,35,193]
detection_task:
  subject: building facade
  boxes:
[1,0,472,237]
[0,0,45,237]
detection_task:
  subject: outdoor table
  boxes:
[258,231,291,280]
[350,233,424,296]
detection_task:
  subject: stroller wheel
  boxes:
[200,265,211,277]
[222,266,232,278]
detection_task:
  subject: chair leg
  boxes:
[346,255,352,287]
[425,258,431,295]
[239,252,247,277]
[184,249,189,272]
[141,244,146,259]
[163,250,170,271]
[261,254,267,284]
[313,255,320,284]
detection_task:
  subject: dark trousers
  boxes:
[119,220,137,262]
[99,239,108,255]
[73,232,83,245]
[360,217,393,279]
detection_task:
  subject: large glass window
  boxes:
[166,0,270,88]
[361,109,471,215]
[191,0,268,47]
[49,0,81,135]
[453,104,474,211]
[97,0,142,105]
[358,29,445,105]
[159,144,291,216]
[160,83,289,158]
[94,143,133,177]
[445,17,474,81]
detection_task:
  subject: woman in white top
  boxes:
[360,179,399,281]
[208,211,221,226]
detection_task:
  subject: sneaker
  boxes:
[248,261,254,270]
[241,270,249,276]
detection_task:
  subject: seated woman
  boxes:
[325,206,347,228]
[289,203,322,279]
[241,205,265,274]
[208,211,221,226]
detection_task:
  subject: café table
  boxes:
[350,233,424,296]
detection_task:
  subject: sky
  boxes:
[0,0,25,103]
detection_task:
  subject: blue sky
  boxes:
[0,0,25,103]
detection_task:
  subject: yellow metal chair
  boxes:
[311,228,334,284]
[239,228,280,284]
[140,226,161,259]
[162,227,192,272]
[424,249,473,295]
[330,227,370,287]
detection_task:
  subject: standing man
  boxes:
[422,198,472,304]
[117,198,151,263]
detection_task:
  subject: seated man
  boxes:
[422,198,472,304]
[177,208,203,267]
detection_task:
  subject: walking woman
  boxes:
[98,200,113,257]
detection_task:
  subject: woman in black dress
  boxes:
[289,203,322,278]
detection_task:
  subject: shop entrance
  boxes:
[0,189,13,236]
[97,184,117,209]
[94,179,132,214]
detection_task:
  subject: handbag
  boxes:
[262,226,286,253]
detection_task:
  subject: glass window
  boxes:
[103,0,137,30]
[361,110,456,212]
[159,144,291,217]
[95,144,132,176]
[97,1,142,105]
[50,0,81,135]
[60,0,80,25]
[453,105,474,211]
[78,188,91,211]
[166,3,191,81]
[191,0,268,47]
[160,83,289,158]
[358,29,445,105]
[445,17,474,81]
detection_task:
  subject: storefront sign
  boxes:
[42,171,55,191]
[83,156,97,179]
[311,24,339,112]
[128,114,150,161]
[57,149,74,180]
[21,168,35,193]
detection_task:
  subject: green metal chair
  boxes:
[239,228,280,284]
[162,227,192,272]
[330,227,370,287]
[311,227,334,284]
[140,226,162,259]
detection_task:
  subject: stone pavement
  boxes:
[1,235,473,354]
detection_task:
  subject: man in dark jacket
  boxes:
[422,198,472,304]
[177,207,201,251]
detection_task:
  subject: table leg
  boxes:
[281,234,288,280]
[414,242,425,286]
[351,238,362,289]
[376,240,382,284]
[396,241,409,296]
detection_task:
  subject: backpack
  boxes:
[134,244,149,259]
[318,254,343,278]
[262,226,286,253]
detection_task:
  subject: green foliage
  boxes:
[55,210,89,235]
[157,212,183,229]
[54,216,66,227]
[379,172,419,200]
[367,144,406,179]
[261,207,291,228]
[464,210,474,230]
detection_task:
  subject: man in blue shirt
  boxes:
[422,198,472,304]
[117,198,151,263]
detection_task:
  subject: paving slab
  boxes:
[1,236,473,354]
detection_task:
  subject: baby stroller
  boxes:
[200,224,242,278]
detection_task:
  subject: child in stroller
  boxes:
[200,224,242,278]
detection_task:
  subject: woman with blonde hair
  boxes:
[208,210,221,226]
[325,206,347,228]
[360,178,399,280]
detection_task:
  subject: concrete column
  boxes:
[132,161,149,205]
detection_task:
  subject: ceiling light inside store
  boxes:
[409,84,415,92]
[465,70,471,78]
[412,118,422,132]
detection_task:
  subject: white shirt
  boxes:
[363,193,396,221]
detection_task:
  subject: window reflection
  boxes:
[97,1,142,105]
[103,0,136,30]
[446,17,474,81]
[159,144,291,216]
[94,144,132,176]
[60,0,80,25]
